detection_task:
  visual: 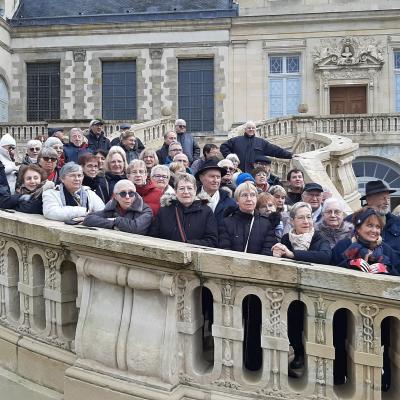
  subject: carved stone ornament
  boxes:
[45,249,60,290]
[313,36,384,70]
[0,238,6,275]
[73,49,86,62]
[359,303,379,353]
[150,48,163,60]
[176,275,188,322]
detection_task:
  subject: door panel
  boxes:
[330,86,367,114]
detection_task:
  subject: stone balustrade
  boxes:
[0,212,399,399]
[229,118,360,211]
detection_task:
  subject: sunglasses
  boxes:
[117,191,136,198]
[177,125,186,128]
[29,147,41,152]
[42,157,57,162]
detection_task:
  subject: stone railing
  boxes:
[229,118,360,211]
[0,212,399,400]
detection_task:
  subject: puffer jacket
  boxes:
[83,195,152,234]
[149,192,218,247]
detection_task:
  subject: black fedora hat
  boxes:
[195,157,227,180]
[360,180,396,201]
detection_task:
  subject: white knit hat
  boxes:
[0,134,16,147]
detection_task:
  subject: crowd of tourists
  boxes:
[0,117,399,385]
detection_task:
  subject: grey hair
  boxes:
[163,130,176,139]
[321,197,346,213]
[150,164,170,179]
[37,147,58,161]
[26,139,42,150]
[175,118,186,127]
[69,128,83,138]
[234,181,258,201]
[128,159,146,171]
[269,185,287,196]
[168,141,182,149]
[218,159,234,169]
[139,148,159,165]
[173,153,188,162]
[289,202,312,219]
[113,179,136,194]
[60,162,82,179]
[43,137,63,148]
[174,173,196,190]
[245,120,256,129]
[226,153,240,164]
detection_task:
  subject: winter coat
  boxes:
[332,238,400,276]
[86,130,111,153]
[63,142,89,163]
[42,185,105,222]
[119,140,145,164]
[21,154,37,165]
[103,172,127,203]
[156,143,169,165]
[268,173,281,186]
[82,174,109,204]
[219,208,277,255]
[220,135,292,173]
[136,181,163,217]
[0,161,10,196]
[176,132,200,163]
[214,189,237,225]
[286,191,302,206]
[315,220,353,249]
[149,193,218,247]
[0,147,18,194]
[280,231,332,264]
[83,195,152,235]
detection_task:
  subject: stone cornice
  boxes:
[9,18,233,39]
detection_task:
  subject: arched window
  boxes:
[0,77,8,122]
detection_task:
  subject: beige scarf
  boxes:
[288,228,315,250]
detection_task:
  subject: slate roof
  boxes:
[10,0,238,26]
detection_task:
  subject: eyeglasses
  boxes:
[67,173,83,179]
[323,209,342,216]
[255,173,267,177]
[29,147,41,152]
[153,174,168,180]
[303,192,322,198]
[42,157,57,162]
[177,186,195,193]
[85,163,99,169]
[239,192,257,199]
[52,146,63,150]
[170,148,182,152]
[176,125,186,128]
[295,215,313,221]
[8,146,16,150]
[117,191,136,198]
[129,170,146,175]
[225,167,235,172]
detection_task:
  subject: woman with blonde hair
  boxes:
[103,146,128,202]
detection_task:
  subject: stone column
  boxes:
[72,50,87,119]
[232,40,248,124]
[149,48,163,120]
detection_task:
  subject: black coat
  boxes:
[156,143,169,165]
[103,172,127,203]
[0,161,10,196]
[214,189,237,225]
[82,175,109,204]
[219,209,277,255]
[83,196,152,235]
[280,231,332,264]
[220,135,292,173]
[149,198,218,247]
[86,131,111,153]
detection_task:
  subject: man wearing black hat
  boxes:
[360,180,400,254]
[48,128,65,143]
[196,157,236,224]
[302,182,324,223]
[86,119,111,153]
[110,123,132,147]
[253,156,281,186]
[220,121,294,173]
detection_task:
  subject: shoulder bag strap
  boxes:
[175,206,187,243]
[244,216,255,253]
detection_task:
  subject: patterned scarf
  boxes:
[288,228,315,250]
[59,183,88,209]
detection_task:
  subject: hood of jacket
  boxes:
[160,190,211,207]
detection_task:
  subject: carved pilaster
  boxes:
[73,49,86,62]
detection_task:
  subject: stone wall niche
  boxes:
[31,254,45,331]
[3,246,20,322]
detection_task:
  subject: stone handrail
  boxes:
[229,118,360,211]
[0,212,399,399]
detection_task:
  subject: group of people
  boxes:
[0,117,399,383]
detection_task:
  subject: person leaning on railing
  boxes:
[37,147,60,184]
[83,179,152,235]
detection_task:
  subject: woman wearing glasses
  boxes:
[22,140,42,165]
[149,173,218,247]
[43,137,65,169]
[139,149,159,177]
[150,165,174,195]
[315,197,353,249]
[37,148,61,184]
[83,179,152,234]
[127,160,162,217]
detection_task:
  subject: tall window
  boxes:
[394,51,400,112]
[27,63,60,121]
[178,58,214,132]
[102,61,136,120]
[0,77,8,122]
[268,55,301,117]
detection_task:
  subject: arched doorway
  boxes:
[0,77,8,122]
[352,157,400,209]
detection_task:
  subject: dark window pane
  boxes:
[27,62,60,121]
[102,60,136,120]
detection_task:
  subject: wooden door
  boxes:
[330,86,367,114]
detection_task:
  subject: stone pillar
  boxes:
[72,50,87,119]
[232,40,248,124]
[149,48,163,120]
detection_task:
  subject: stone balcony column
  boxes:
[150,48,164,120]
[231,40,248,124]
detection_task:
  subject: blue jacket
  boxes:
[332,238,400,276]
[177,132,200,164]
[63,143,90,164]
[220,134,292,173]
